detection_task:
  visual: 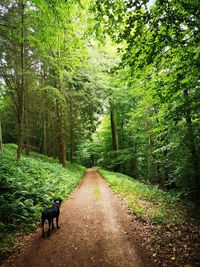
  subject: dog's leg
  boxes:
[56,216,60,229]
[47,219,51,236]
[41,218,45,238]
[52,217,55,229]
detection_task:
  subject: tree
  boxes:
[0,0,39,159]
[0,120,3,157]
[0,0,92,165]
[94,0,200,196]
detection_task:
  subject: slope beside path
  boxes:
[1,169,156,267]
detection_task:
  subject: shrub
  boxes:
[0,144,85,259]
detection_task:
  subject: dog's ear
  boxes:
[57,198,62,203]
[54,198,62,205]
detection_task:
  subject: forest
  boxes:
[0,0,200,266]
[1,0,199,199]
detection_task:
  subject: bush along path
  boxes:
[98,169,200,267]
[1,169,156,267]
[0,144,85,260]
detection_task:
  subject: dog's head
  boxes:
[54,198,62,206]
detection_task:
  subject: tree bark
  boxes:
[110,102,121,172]
[24,78,30,156]
[58,104,66,167]
[43,89,49,155]
[56,37,67,167]
[110,105,119,151]
[57,73,66,167]
[145,121,152,181]
[43,115,47,155]
[132,144,137,178]
[184,89,200,194]
[147,130,151,181]
[69,97,74,163]
[17,0,25,160]
[0,120,3,157]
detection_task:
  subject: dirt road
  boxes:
[2,169,156,267]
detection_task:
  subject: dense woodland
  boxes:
[0,0,200,200]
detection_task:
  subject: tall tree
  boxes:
[0,120,3,157]
[17,0,25,160]
[93,0,200,195]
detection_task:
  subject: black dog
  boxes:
[41,198,62,237]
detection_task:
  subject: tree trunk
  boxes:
[24,79,30,156]
[43,116,47,155]
[147,131,151,181]
[132,144,137,178]
[24,116,30,156]
[110,105,119,151]
[58,104,66,167]
[69,97,74,163]
[43,91,49,155]
[17,0,25,160]
[110,102,121,172]
[184,89,200,194]
[58,74,67,167]
[0,120,3,157]
[155,117,165,185]
[145,121,152,181]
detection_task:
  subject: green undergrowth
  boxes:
[0,144,85,260]
[97,168,188,226]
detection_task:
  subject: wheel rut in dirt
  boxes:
[2,168,155,267]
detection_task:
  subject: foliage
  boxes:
[0,0,199,201]
[1,0,199,264]
[0,144,85,259]
[0,0,101,163]
[91,0,200,198]
[97,168,187,225]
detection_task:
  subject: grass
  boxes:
[97,168,200,267]
[97,168,187,225]
[0,144,85,260]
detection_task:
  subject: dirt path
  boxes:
[1,169,156,267]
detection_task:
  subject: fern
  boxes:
[0,144,85,259]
